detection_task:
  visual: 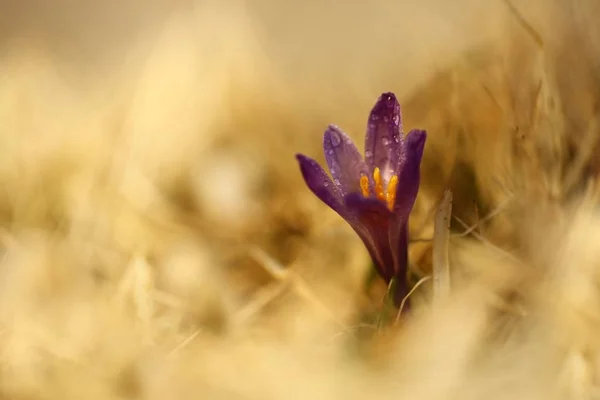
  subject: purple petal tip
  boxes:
[406,129,427,153]
[364,92,403,170]
[295,153,313,175]
[323,125,344,148]
[295,153,345,213]
[371,92,400,121]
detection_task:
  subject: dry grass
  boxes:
[0,0,600,398]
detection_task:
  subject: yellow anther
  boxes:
[359,175,370,197]
[386,175,398,211]
[359,167,398,211]
[373,167,385,202]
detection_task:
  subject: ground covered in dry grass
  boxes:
[1,0,600,399]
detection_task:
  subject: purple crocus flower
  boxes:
[295,92,426,308]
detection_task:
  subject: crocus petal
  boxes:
[364,92,403,180]
[393,129,427,217]
[390,222,409,307]
[323,125,369,195]
[389,131,425,309]
[345,193,395,281]
[296,154,346,216]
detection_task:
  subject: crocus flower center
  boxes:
[359,167,399,211]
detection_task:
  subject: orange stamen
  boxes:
[360,168,398,211]
[386,175,398,210]
[373,167,385,202]
[359,175,370,197]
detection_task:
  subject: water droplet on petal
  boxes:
[329,129,342,147]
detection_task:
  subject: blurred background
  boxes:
[1,0,600,399]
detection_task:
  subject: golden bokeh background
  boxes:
[0,1,599,398]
